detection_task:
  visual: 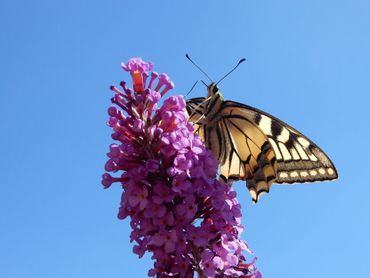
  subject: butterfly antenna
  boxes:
[186,54,213,83]
[184,80,208,99]
[216,58,246,86]
[200,80,208,87]
[184,80,199,98]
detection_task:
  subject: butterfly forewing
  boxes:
[222,101,338,184]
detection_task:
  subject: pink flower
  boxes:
[150,230,177,253]
[171,172,192,193]
[187,226,213,247]
[102,58,261,277]
[180,196,197,219]
[121,57,153,74]
[199,250,218,277]
[126,185,148,210]
[152,211,175,227]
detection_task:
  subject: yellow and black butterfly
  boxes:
[185,56,338,203]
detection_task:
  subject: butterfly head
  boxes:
[207,83,223,100]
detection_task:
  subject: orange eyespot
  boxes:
[132,70,144,93]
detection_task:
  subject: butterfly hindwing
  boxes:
[187,97,278,202]
[218,114,277,202]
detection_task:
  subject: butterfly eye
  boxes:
[212,85,219,94]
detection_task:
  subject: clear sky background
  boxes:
[1,0,369,277]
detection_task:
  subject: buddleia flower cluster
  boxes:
[102,57,262,278]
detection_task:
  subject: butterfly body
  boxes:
[186,84,338,203]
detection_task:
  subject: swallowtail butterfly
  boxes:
[186,83,338,203]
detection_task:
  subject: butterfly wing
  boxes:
[222,101,338,184]
[187,97,278,202]
[217,114,277,202]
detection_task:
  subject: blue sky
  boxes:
[1,0,369,277]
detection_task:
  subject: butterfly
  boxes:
[186,83,338,203]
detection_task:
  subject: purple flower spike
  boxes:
[102,58,261,277]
